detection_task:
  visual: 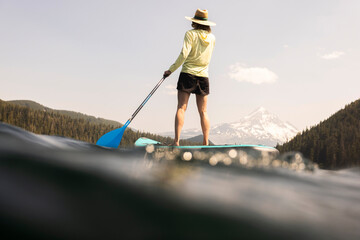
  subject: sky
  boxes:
[1,0,360,135]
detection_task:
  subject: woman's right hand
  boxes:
[163,70,172,78]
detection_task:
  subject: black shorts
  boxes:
[176,72,210,96]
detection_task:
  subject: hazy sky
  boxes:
[1,0,360,134]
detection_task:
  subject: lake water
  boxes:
[1,122,359,239]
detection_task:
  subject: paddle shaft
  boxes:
[96,76,167,148]
[127,77,166,124]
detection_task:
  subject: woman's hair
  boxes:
[192,22,211,33]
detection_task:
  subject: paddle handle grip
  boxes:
[128,77,167,123]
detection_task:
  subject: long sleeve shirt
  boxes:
[169,29,215,78]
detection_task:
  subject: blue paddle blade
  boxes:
[96,125,127,148]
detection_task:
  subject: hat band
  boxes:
[194,16,208,21]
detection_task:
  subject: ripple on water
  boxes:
[148,147,317,172]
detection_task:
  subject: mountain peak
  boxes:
[245,106,273,120]
[255,106,267,112]
[160,107,299,146]
[250,107,269,115]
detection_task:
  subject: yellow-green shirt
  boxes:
[169,29,215,78]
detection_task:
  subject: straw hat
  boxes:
[185,9,216,26]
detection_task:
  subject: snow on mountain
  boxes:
[209,107,298,146]
[159,107,299,146]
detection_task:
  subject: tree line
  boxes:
[0,100,196,147]
[3,98,359,168]
[277,99,360,169]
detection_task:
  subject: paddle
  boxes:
[96,76,167,148]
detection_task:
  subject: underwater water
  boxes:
[0,122,359,239]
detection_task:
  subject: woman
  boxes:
[164,9,216,146]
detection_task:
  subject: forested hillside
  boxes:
[277,99,360,169]
[0,100,195,147]
[7,100,121,126]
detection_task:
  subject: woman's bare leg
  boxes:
[174,91,190,146]
[196,94,210,145]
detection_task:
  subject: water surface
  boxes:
[0,122,359,239]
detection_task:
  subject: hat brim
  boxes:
[185,16,216,26]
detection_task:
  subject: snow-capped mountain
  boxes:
[209,107,298,146]
[159,107,299,146]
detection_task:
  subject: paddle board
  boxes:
[134,137,279,163]
[135,137,277,150]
